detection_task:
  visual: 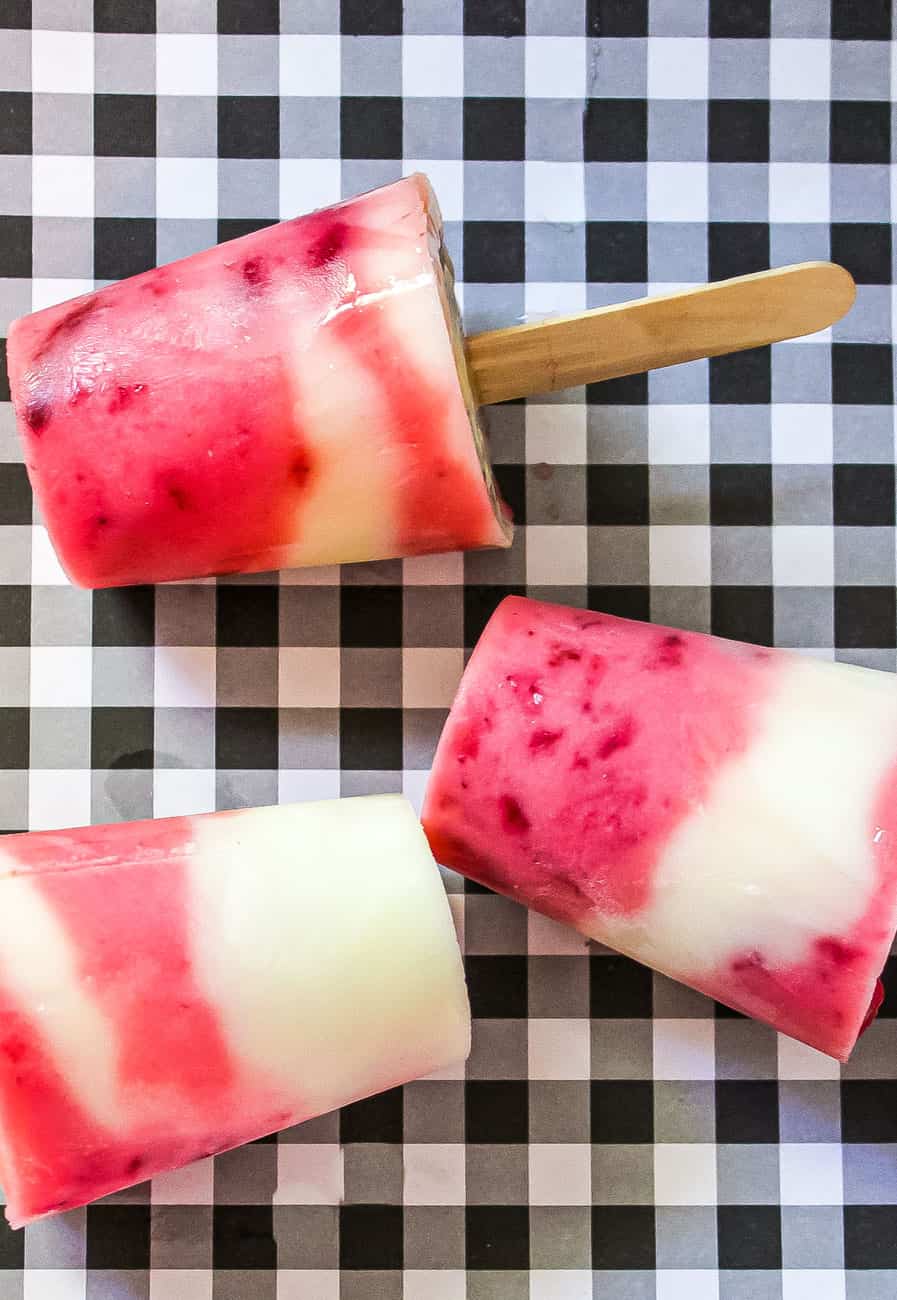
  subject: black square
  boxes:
[94,94,156,157]
[494,463,525,526]
[711,588,774,646]
[591,1206,655,1269]
[845,1207,897,1269]
[709,100,769,163]
[0,92,31,155]
[464,585,526,648]
[832,0,891,40]
[587,464,649,525]
[587,222,647,283]
[466,1206,529,1269]
[879,956,897,1015]
[0,463,32,526]
[466,955,527,1018]
[709,347,771,404]
[213,1206,275,1269]
[835,587,897,649]
[833,344,893,406]
[92,587,155,646]
[217,0,278,33]
[340,1087,403,1143]
[0,216,30,278]
[587,0,648,37]
[340,708,403,770]
[831,101,890,164]
[217,585,279,647]
[591,954,653,1018]
[0,709,28,769]
[92,707,154,770]
[586,372,648,404]
[831,223,892,286]
[709,0,770,37]
[95,0,156,31]
[94,218,156,281]
[466,1080,528,1143]
[86,1205,151,1269]
[584,99,647,162]
[341,586,402,648]
[834,464,895,527]
[0,338,7,403]
[340,1205,403,1269]
[717,1206,781,1269]
[218,218,278,244]
[710,464,772,526]
[463,222,525,283]
[341,97,402,160]
[464,98,525,161]
[218,96,279,159]
[0,1216,23,1268]
[464,0,525,35]
[343,0,402,33]
[709,223,770,282]
[716,1081,779,1143]
[0,1,31,27]
[588,587,650,622]
[591,1081,654,1143]
[0,588,30,648]
[216,708,279,770]
[842,1080,897,1142]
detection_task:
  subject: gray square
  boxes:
[650,586,711,634]
[649,358,709,404]
[342,35,402,96]
[32,0,93,28]
[653,972,715,1018]
[274,1206,339,1268]
[468,1018,528,1080]
[526,100,588,161]
[834,284,891,345]
[0,772,27,832]
[465,36,525,96]
[340,649,402,708]
[770,102,830,162]
[32,93,93,155]
[403,0,463,34]
[218,35,279,95]
[154,709,215,769]
[403,708,449,769]
[770,222,830,266]
[588,407,649,464]
[528,0,586,35]
[218,159,279,218]
[0,157,30,216]
[280,97,341,158]
[95,157,156,218]
[484,404,526,464]
[157,0,217,31]
[843,1144,897,1205]
[23,1207,86,1267]
[216,770,279,809]
[842,1020,897,1078]
[280,0,341,33]
[340,769,402,797]
[648,100,707,162]
[463,533,526,586]
[773,465,833,524]
[92,769,154,823]
[647,221,707,283]
[216,647,278,708]
[278,708,340,768]
[711,526,773,585]
[717,1143,780,1205]
[716,1021,780,1080]
[92,647,155,707]
[150,1206,213,1268]
[87,1272,150,1300]
[404,1080,465,1143]
[466,1144,528,1204]
[781,1206,845,1269]
[94,34,157,94]
[279,587,340,646]
[465,894,528,954]
[157,97,218,157]
[585,162,647,221]
[592,1144,653,1204]
[711,406,772,463]
[832,41,890,101]
[588,527,650,586]
[343,1143,403,1204]
[32,217,94,278]
[655,1206,718,1268]
[774,588,833,648]
[832,165,891,223]
[527,464,587,525]
[709,40,770,99]
[588,38,648,97]
[530,1207,592,1269]
[526,221,586,281]
[0,526,30,585]
[778,1082,842,1143]
[649,0,707,33]
[834,407,894,463]
[403,98,463,159]
[591,1019,653,1079]
[403,1206,465,1269]
[156,219,219,264]
[340,158,404,199]
[718,1272,783,1300]
[213,1273,275,1300]
[846,1275,897,1300]
[709,163,769,221]
[654,1082,717,1143]
[464,161,525,220]
[650,466,710,525]
[29,708,91,769]
[340,561,403,587]
[403,589,463,648]
[771,0,831,35]
[279,1110,339,1142]
[835,528,896,587]
[772,343,831,404]
[341,1275,401,1300]
[529,1080,591,1143]
[529,956,590,1018]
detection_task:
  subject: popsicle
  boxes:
[7,172,853,588]
[0,795,469,1227]
[422,596,897,1060]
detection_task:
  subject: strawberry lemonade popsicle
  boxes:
[423,596,897,1060]
[7,175,510,587]
[0,795,469,1227]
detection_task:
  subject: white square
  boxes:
[23,1273,86,1300]
[280,159,342,220]
[647,163,708,222]
[32,156,94,218]
[403,1144,466,1205]
[771,405,834,464]
[151,1156,214,1205]
[31,280,94,312]
[656,1271,720,1300]
[777,1033,841,1080]
[779,1144,843,1206]
[404,160,463,222]
[29,770,91,832]
[156,159,218,220]
[403,648,464,709]
[403,550,464,585]
[527,403,588,464]
[782,1272,845,1300]
[153,770,216,819]
[277,1276,338,1300]
[649,405,711,464]
[770,38,831,100]
[278,770,341,804]
[769,163,830,223]
[150,1275,212,1300]
[529,1018,591,1081]
[278,646,341,707]
[402,35,463,98]
[525,37,587,97]
[155,34,217,96]
[274,1144,343,1205]
[530,1274,592,1300]
[525,162,586,223]
[647,37,709,100]
[524,283,588,319]
[32,30,93,94]
[527,525,588,586]
[279,34,341,97]
[527,910,590,957]
[529,1144,591,1206]
[154,646,216,708]
[30,647,92,708]
[654,1144,718,1206]
[31,527,70,586]
[649,525,711,586]
[653,1019,716,1080]
[772,526,834,587]
[403,1272,467,1300]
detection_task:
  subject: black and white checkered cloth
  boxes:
[0,0,895,1296]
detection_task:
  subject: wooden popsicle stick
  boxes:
[465,261,855,407]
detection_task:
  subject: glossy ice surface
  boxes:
[423,596,897,1060]
[7,175,509,587]
[0,796,470,1227]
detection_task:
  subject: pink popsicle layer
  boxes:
[423,596,897,1060]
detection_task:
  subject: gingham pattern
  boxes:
[0,0,895,1296]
